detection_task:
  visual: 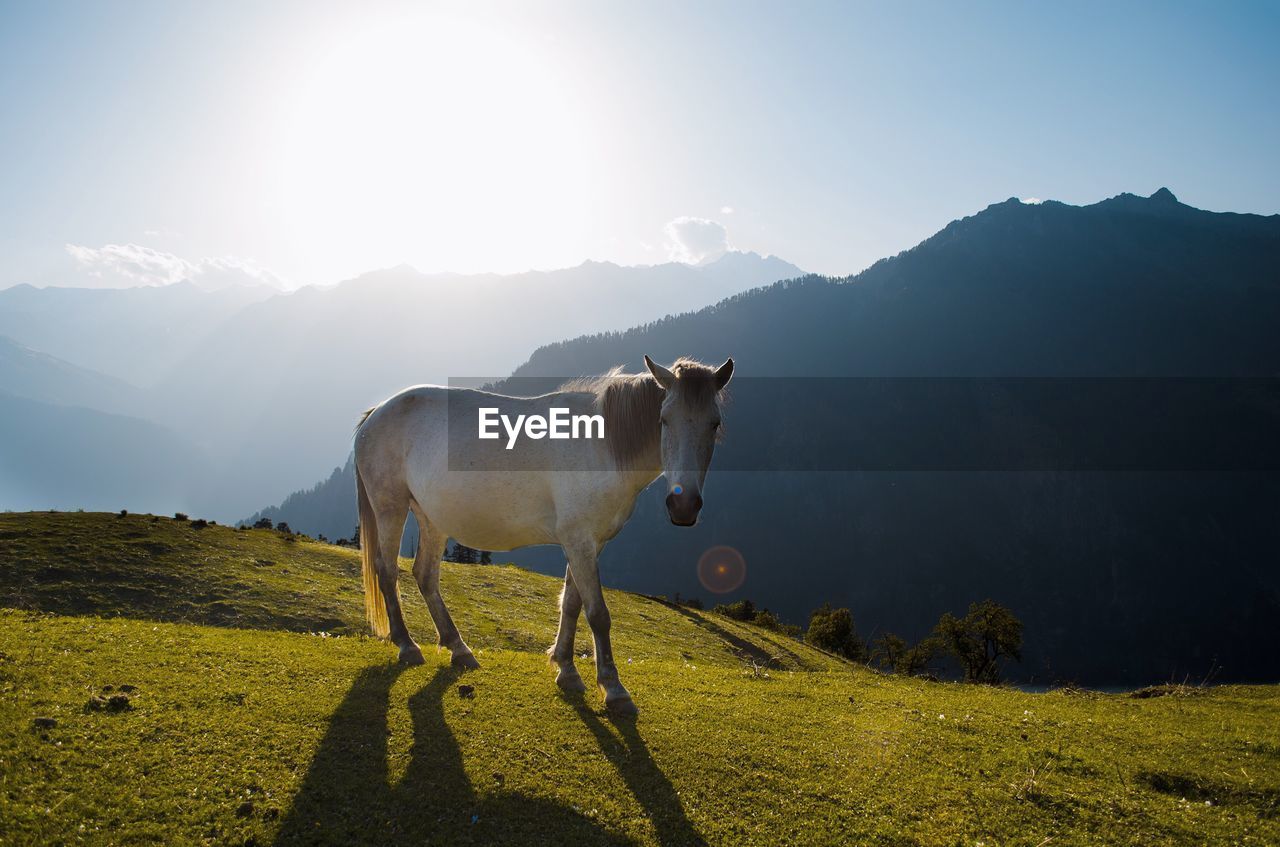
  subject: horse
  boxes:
[353,355,734,715]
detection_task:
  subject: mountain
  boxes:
[151,252,803,516]
[0,253,801,518]
[255,189,1280,685]
[0,335,143,415]
[0,282,276,387]
[0,391,210,513]
[241,455,357,539]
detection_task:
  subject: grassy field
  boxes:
[1,513,1278,845]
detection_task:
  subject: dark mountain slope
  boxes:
[513,190,1279,379]
[499,189,1280,685]
[250,190,1280,684]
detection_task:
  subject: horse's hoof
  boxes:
[605,695,639,718]
[451,651,481,671]
[398,644,426,666]
[556,666,587,693]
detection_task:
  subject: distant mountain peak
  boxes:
[1150,187,1178,204]
[695,249,805,278]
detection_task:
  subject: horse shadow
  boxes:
[272,664,702,846]
[558,691,709,847]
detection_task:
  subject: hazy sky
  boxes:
[2,0,1278,289]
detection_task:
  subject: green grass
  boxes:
[1,513,1278,845]
[0,512,831,672]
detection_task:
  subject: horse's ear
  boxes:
[714,357,734,390]
[644,355,676,391]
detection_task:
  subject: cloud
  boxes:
[65,243,288,290]
[664,216,730,265]
[720,205,734,215]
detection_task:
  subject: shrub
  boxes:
[117,509,128,518]
[712,598,756,621]
[711,599,799,638]
[253,517,273,530]
[805,604,866,661]
[190,519,208,530]
[174,512,188,522]
[276,522,293,535]
[872,632,941,675]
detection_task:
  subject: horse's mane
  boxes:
[559,358,724,470]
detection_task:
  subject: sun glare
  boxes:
[262,13,598,278]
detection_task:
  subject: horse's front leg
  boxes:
[547,565,587,692]
[563,536,636,716]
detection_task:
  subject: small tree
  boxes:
[871,632,908,672]
[276,521,293,535]
[805,604,865,661]
[253,517,273,530]
[873,632,942,675]
[933,599,1023,684]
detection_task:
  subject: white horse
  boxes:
[354,355,733,714]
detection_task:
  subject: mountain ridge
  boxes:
[252,188,1280,685]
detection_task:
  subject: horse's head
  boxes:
[643,355,734,526]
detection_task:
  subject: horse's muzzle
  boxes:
[665,490,703,527]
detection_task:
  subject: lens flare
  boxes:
[697,545,746,594]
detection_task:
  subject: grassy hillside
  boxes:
[1,513,1278,845]
[0,512,826,671]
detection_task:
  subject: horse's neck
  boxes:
[624,442,663,496]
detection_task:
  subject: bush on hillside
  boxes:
[871,631,941,676]
[805,604,866,661]
[712,599,801,638]
[713,598,757,621]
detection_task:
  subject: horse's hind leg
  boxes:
[410,502,479,670]
[370,489,423,665]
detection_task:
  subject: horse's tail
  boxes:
[355,460,390,638]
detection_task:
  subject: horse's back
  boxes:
[355,385,565,549]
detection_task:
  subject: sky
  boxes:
[2,0,1278,290]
